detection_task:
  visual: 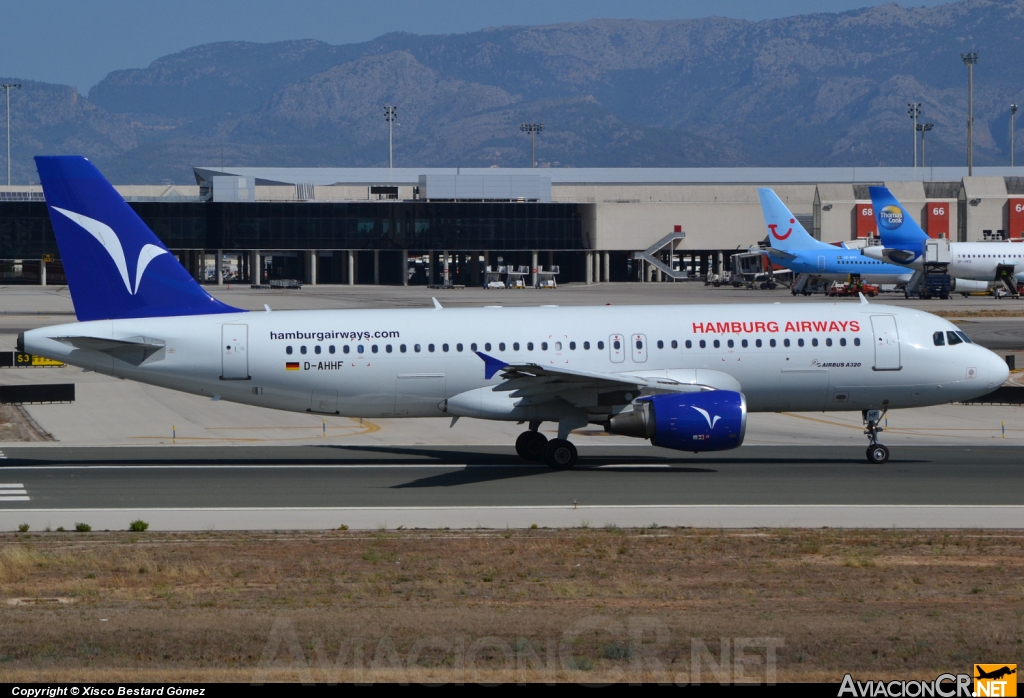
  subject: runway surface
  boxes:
[1,445,1022,530]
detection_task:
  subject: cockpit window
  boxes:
[956,331,973,344]
[933,331,945,346]
[946,331,963,346]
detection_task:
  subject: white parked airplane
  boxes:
[862,186,1024,293]
[20,157,1009,466]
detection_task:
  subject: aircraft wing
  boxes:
[477,352,720,407]
[52,335,166,366]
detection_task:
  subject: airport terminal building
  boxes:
[2,165,1023,286]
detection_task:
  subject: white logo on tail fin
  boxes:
[691,406,721,429]
[52,207,167,295]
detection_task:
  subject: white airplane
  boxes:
[862,186,1024,293]
[20,157,1009,466]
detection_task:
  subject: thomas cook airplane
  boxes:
[20,157,1009,466]
[863,186,1024,295]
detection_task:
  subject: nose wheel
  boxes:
[863,408,889,465]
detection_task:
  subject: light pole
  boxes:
[961,52,978,175]
[1,83,21,186]
[917,122,934,168]
[1012,103,1019,167]
[908,102,921,167]
[383,105,397,168]
[520,123,544,168]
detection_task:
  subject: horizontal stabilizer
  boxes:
[53,335,165,366]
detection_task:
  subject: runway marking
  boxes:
[128,418,382,444]
[0,483,29,501]
[0,450,6,459]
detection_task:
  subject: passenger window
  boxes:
[484,343,491,351]
[755,339,762,348]
[456,343,463,352]
[839,338,846,347]
[554,342,561,350]
[811,338,818,347]
[357,345,364,353]
[613,340,621,350]
[569,341,576,350]
[499,343,506,351]
[542,342,548,350]
[286,346,293,355]
[946,331,963,346]
[854,338,861,346]
[513,342,520,350]
[741,339,748,348]
[400,344,407,353]
[315,345,321,354]
[699,340,705,348]
[343,345,351,354]
[372,345,378,353]
[635,339,643,349]
[770,339,776,347]
[428,344,436,352]
[470,343,477,352]
[598,341,604,349]
[584,341,590,350]
[933,331,945,346]
[784,339,791,347]
[329,346,336,354]
[727,339,734,348]
[414,344,421,352]
[300,346,307,355]
[826,338,832,347]
[442,344,449,352]
[671,340,678,349]
[714,340,721,348]
[386,345,392,353]
[798,339,805,347]
[657,340,663,349]
[527,342,534,351]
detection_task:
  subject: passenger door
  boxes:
[817,255,826,271]
[609,334,625,363]
[221,324,249,380]
[870,315,901,371]
[631,334,648,363]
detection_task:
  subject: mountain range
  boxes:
[4,0,1024,183]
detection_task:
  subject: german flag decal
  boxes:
[286,362,300,371]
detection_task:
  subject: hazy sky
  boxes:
[2,0,954,92]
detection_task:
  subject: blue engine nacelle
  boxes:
[605,390,747,452]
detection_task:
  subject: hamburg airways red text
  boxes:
[691,320,861,334]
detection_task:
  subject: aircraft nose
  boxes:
[982,349,1010,389]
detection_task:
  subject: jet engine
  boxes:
[605,390,746,452]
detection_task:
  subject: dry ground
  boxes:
[1,528,1022,684]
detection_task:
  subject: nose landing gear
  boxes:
[863,408,889,464]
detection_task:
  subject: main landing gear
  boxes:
[863,408,889,465]
[515,421,578,469]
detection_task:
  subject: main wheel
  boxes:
[866,444,889,465]
[543,439,578,470]
[515,431,548,461]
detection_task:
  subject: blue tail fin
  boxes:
[868,186,928,252]
[35,156,243,321]
[757,188,829,250]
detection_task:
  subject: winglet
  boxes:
[859,292,869,305]
[475,351,508,379]
[432,297,443,309]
